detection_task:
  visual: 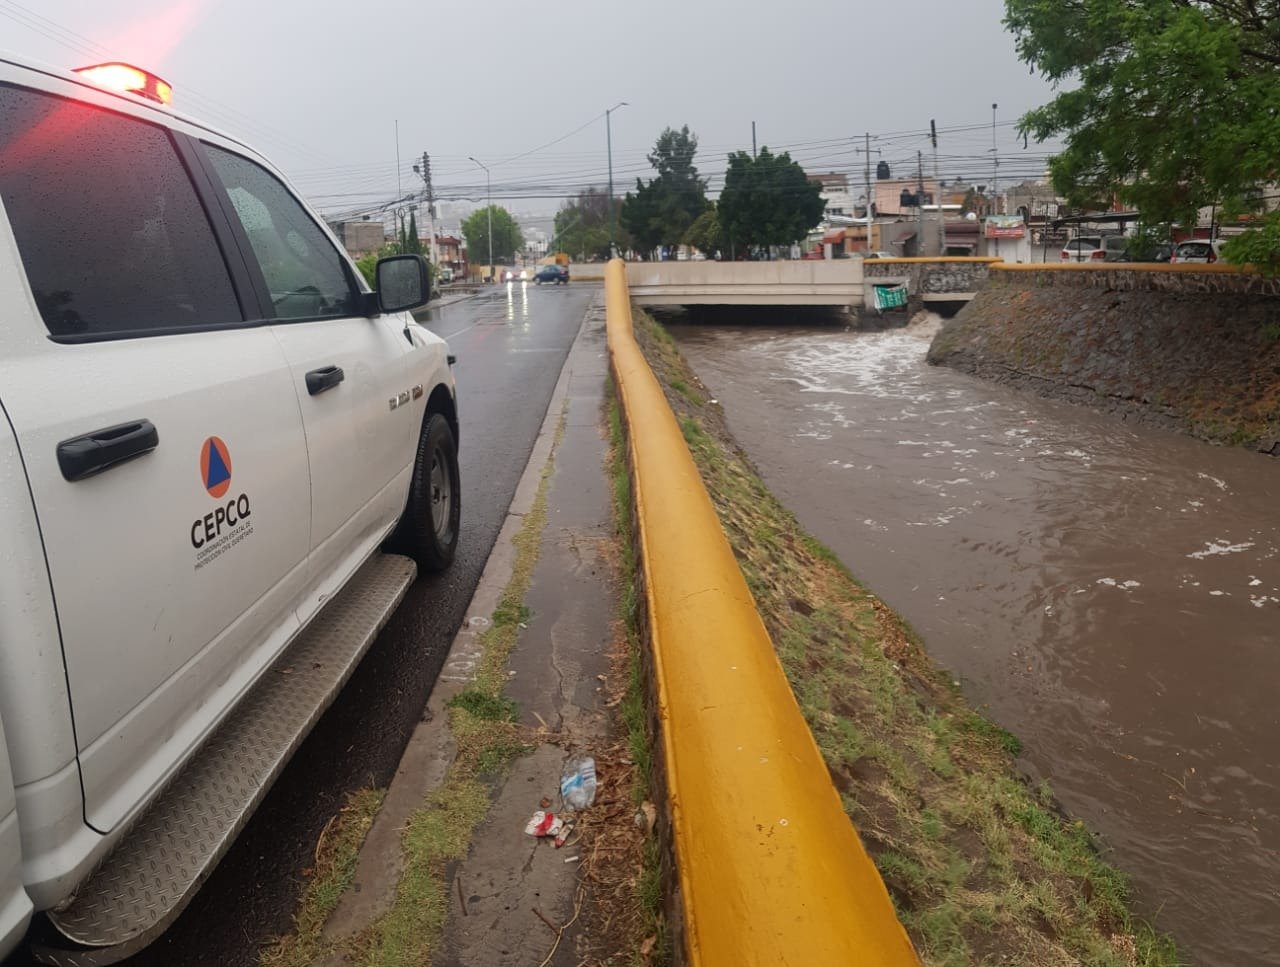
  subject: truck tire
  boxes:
[395,412,460,571]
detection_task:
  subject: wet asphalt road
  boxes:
[8,281,597,967]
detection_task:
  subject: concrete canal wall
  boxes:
[927,264,1280,453]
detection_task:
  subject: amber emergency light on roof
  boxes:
[73,63,173,105]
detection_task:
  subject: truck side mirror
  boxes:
[375,255,431,314]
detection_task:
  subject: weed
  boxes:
[606,381,667,959]
[447,688,518,722]
[260,788,385,967]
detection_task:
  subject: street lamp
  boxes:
[605,101,628,259]
[468,156,493,282]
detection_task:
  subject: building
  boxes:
[434,234,465,275]
[330,220,386,259]
[809,172,856,220]
[872,177,940,217]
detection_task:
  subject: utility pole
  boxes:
[931,119,944,257]
[605,102,628,259]
[414,152,438,270]
[857,133,882,255]
[865,132,872,253]
[752,121,757,158]
[468,156,492,281]
[991,103,999,213]
[917,151,926,258]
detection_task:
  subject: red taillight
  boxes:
[73,62,173,105]
[1061,250,1070,260]
[1091,249,1106,260]
[1207,250,1217,263]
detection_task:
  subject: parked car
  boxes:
[1099,236,1132,262]
[1170,239,1226,264]
[1109,239,1174,263]
[502,266,528,282]
[1061,237,1104,262]
[437,265,454,283]
[862,251,897,259]
[533,264,569,285]
[0,53,461,962]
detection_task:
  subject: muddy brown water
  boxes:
[669,314,1279,966]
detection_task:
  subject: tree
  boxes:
[717,147,826,253]
[461,205,523,266]
[406,211,423,255]
[621,126,710,255]
[553,187,628,261]
[682,208,723,255]
[1005,0,1280,268]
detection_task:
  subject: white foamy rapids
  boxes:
[1187,541,1256,560]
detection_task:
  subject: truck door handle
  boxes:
[57,419,159,481]
[305,365,345,395]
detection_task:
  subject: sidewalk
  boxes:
[315,295,621,965]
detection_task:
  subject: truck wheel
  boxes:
[396,412,460,571]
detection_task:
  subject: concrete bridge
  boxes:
[625,257,999,313]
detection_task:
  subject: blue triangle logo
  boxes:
[206,444,231,491]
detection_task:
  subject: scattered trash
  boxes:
[634,800,657,835]
[560,756,597,811]
[554,818,575,848]
[524,810,564,838]
[539,796,552,810]
[640,935,657,958]
[563,855,580,864]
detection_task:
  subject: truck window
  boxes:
[0,84,242,338]
[203,145,359,321]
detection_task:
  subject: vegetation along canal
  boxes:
[670,314,1279,966]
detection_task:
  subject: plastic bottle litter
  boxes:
[559,756,597,811]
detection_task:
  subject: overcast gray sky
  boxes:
[3,0,1062,222]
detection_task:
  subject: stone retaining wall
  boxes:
[927,265,1280,454]
[863,257,998,296]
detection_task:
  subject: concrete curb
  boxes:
[318,292,602,949]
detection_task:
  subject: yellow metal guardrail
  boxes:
[869,256,1003,264]
[604,259,918,965]
[992,261,1255,274]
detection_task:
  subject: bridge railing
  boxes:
[605,258,919,965]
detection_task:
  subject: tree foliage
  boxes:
[682,208,723,255]
[406,211,423,255]
[553,187,628,260]
[620,126,710,254]
[1005,0,1280,267]
[717,147,826,252]
[461,205,523,266]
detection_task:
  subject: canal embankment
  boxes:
[634,308,1177,966]
[927,264,1280,453]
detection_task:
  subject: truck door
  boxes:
[0,83,312,831]
[197,144,413,620]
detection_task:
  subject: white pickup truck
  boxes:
[0,55,461,964]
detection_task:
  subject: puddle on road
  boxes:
[671,314,1280,965]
